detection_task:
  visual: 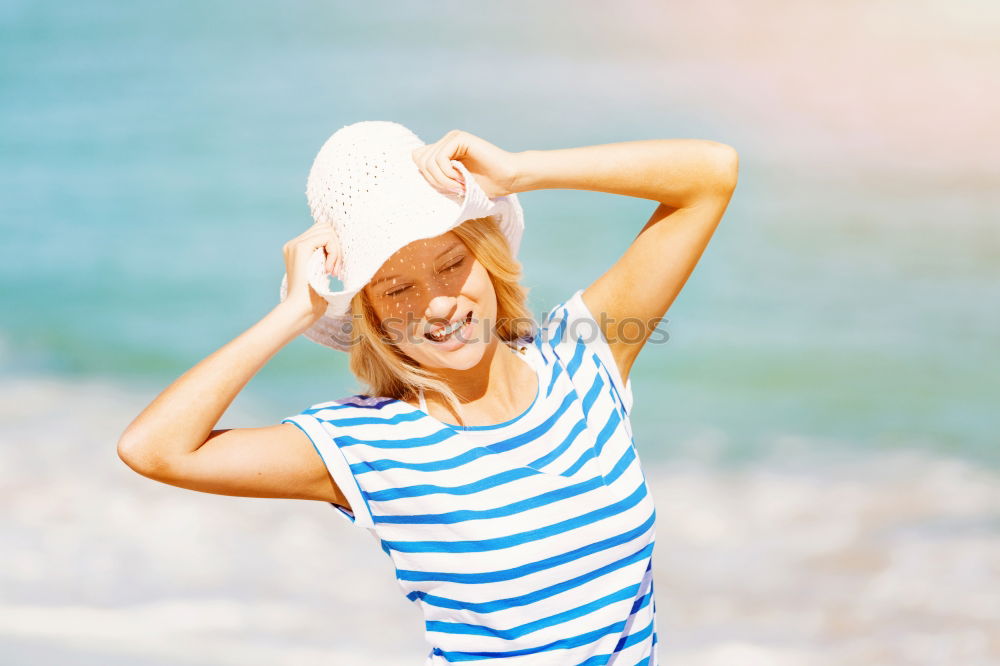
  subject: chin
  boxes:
[419,340,489,371]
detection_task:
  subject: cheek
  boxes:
[378,309,416,344]
[372,301,425,349]
[473,271,498,316]
[466,263,493,296]
[370,291,410,322]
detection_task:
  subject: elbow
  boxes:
[117,436,166,478]
[116,436,146,473]
[708,142,739,196]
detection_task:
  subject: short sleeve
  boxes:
[281,412,377,531]
[540,288,634,416]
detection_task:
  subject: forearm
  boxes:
[512,139,737,208]
[117,302,315,468]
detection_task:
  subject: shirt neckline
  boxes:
[415,342,541,431]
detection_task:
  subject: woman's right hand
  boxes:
[281,220,343,324]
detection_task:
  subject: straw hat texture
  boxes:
[279,120,525,351]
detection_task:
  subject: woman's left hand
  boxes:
[412,129,520,200]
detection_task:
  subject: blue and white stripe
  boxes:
[284,289,658,664]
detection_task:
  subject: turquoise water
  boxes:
[4,3,1000,664]
[2,0,998,467]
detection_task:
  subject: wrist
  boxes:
[270,299,323,338]
[510,149,542,194]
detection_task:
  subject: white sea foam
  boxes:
[1,374,997,665]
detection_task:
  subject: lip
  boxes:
[424,310,473,344]
[425,310,473,338]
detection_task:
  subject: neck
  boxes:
[422,340,526,416]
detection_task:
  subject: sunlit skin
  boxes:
[362,231,537,424]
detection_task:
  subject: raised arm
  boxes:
[117,221,351,508]
[512,139,739,385]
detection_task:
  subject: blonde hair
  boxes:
[347,215,534,423]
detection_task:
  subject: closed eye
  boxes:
[443,257,465,272]
[385,257,464,297]
[386,285,412,297]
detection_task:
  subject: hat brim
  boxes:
[281,161,525,353]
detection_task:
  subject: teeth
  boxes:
[430,319,461,340]
[428,313,469,341]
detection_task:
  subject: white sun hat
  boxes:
[279,120,525,352]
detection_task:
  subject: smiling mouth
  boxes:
[425,310,473,342]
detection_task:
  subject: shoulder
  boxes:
[536,288,635,415]
[285,394,429,433]
[299,394,413,425]
[299,394,401,417]
[537,288,598,348]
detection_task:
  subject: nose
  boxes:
[424,294,458,323]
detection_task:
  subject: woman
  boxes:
[118,121,738,664]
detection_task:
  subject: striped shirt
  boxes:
[282,289,658,664]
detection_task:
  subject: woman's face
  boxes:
[363,231,498,371]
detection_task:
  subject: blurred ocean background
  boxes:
[2,1,997,664]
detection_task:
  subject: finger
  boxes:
[417,139,448,190]
[437,136,465,182]
[300,224,334,240]
[324,233,341,274]
[426,141,463,193]
[413,146,440,189]
[294,230,329,257]
[294,226,336,259]
[324,234,342,278]
[434,152,465,193]
[440,137,467,188]
[416,141,462,196]
[432,138,465,187]
[325,240,341,275]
